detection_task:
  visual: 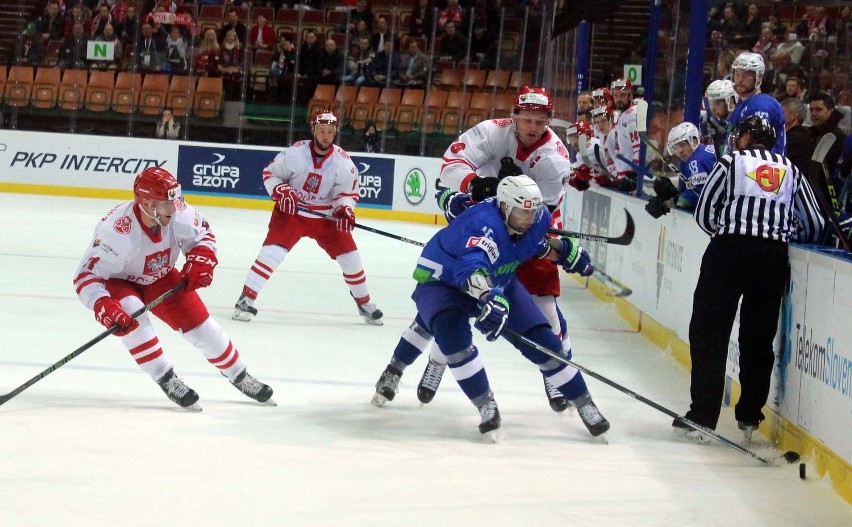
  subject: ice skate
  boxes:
[232,295,257,322]
[477,394,501,441]
[738,420,760,442]
[357,301,384,326]
[371,365,401,406]
[231,368,275,405]
[157,369,201,410]
[576,399,610,437]
[672,418,712,445]
[417,358,446,405]
[544,377,570,413]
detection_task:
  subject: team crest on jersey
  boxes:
[494,118,512,128]
[144,249,171,277]
[113,216,132,234]
[556,142,569,159]
[529,155,541,169]
[450,142,465,154]
[466,236,500,264]
[747,164,786,193]
[303,172,322,194]
[176,199,187,211]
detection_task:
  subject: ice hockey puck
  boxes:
[782,450,800,463]
[799,463,806,480]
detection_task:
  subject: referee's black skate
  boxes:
[372,365,401,406]
[231,368,275,405]
[157,369,201,410]
[417,358,446,404]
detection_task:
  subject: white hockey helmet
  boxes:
[705,79,739,112]
[732,52,765,88]
[496,175,543,234]
[666,122,700,155]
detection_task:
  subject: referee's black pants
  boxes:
[686,234,789,430]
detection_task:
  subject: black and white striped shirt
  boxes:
[694,148,825,242]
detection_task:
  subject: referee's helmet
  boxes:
[733,115,776,149]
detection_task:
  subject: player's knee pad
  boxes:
[335,250,363,272]
[258,244,288,269]
[181,317,227,351]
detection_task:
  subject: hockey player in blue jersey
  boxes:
[700,79,738,157]
[646,122,717,217]
[727,52,786,155]
[372,175,610,438]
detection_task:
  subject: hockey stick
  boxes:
[299,207,427,247]
[547,210,635,246]
[594,269,632,297]
[617,153,690,187]
[809,135,851,253]
[502,328,800,466]
[634,99,685,176]
[0,281,187,407]
[577,136,617,181]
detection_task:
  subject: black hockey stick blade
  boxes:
[809,134,851,252]
[548,210,635,246]
[299,207,426,247]
[0,281,186,407]
[502,328,797,466]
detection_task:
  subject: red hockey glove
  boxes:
[569,164,593,191]
[94,296,139,336]
[182,246,218,291]
[271,183,298,215]
[333,205,356,232]
[593,174,613,187]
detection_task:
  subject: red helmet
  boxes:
[133,167,181,202]
[591,106,613,121]
[514,86,553,116]
[610,78,633,95]
[566,120,593,137]
[591,87,615,111]
[311,108,339,128]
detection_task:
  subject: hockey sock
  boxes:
[336,250,370,303]
[390,317,432,370]
[117,296,173,381]
[182,318,245,381]
[243,245,288,299]
[443,344,490,402]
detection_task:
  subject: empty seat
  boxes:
[493,92,515,118]
[0,64,6,103]
[199,5,224,29]
[58,68,87,110]
[373,88,402,131]
[421,89,448,132]
[43,40,63,67]
[251,49,276,98]
[166,75,195,117]
[349,85,379,129]
[194,76,223,118]
[139,73,169,115]
[439,107,463,136]
[466,91,494,127]
[445,90,471,109]
[85,70,115,112]
[394,88,424,132]
[308,83,337,116]
[484,70,510,93]
[435,68,462,91]
[330,84,357,121]
[31,67,61,108]
[112,71,142,113]
[461,69,486,91]
[5,65,34,108]
[508,71,532,92]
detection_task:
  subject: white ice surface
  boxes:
[0,194,849,526]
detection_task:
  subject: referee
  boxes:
[674,115,825,443]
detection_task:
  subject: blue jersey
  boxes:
[699,110,728,157]
[678,144,717,208]
[727,93,786,156]
[413,199,551,290]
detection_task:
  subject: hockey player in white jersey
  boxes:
[610,78,640,191]
[73,167,274,409]
[375,87,576,413]
[233,109,383,325]
[590,106,619,184]
[565,119,616,190]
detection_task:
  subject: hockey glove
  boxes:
[644,196,672,218]
[333,205,356,232]
[467,176,499,202]
[569,164,592,191]
[436,188,473,222]
[593,174,613,187]
[271,183,298,215]
[474,288,510,342]
[557,238,594,277]
[653,177,679,201]
[497,157,524,180]
[182,246,218,291]
[616,172,637,192]
[94,296,139,336]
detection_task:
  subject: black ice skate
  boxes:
[477,394,501,438]
[543,377,570,413]
[157,369,201,410]
[232,295,257,322]
[738,420,760,442]
[576,399,610,437]
[417,358,446,404]
[371,365,401,406]
[231,368,275,405]
[672,418,712,445]
[357,301,384,326]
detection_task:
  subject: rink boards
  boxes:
[0,128,850,501]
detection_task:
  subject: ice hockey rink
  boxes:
[1,193,850,526]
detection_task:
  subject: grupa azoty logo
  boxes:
[193,152,241,188]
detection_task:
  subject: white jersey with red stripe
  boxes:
[589,133,617,177]
[613,103,640,177]
[439,118,571,210]
[73,200,216,310]
[262,140,359,217]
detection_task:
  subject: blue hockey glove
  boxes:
[436,188,473,222]
[474,288,510,342]
[557,238,594,277]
